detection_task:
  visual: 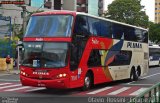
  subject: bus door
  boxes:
[69,36,88,87]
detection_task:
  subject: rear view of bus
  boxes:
[20,10,149,90]
[149,45,160,66]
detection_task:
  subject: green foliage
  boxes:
[105,0,149,28]
[0,38,17,58]
[149,22,160,43]
[16,27,23,40]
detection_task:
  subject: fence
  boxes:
[130,82,160,103]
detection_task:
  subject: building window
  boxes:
[54,0,61,10]
[155,17,157,20]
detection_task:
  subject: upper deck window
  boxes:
[25,15,73,37]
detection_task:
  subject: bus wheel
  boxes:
[130,68,138,81]
[82,73,92,91]
[130,70,134,81]
[134,70,139,81]
[158,62,160,66]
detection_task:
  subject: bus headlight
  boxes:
[63,73,67,77]
[57,73,67,78]
[21,71,28,77]
[59,74,63,78]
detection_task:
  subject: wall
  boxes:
[0,58,13,70]
[62,0,76,11]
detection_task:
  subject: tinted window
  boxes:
[124,26,136,41]
[134,29,143,42]
[99,20,112,37]
[142,30,148,43]
[112,23,124,39]
[88,50,101,67]
[88,17,100,36]
[88,17,111,38]
[25,15,73,37]
[73,15,90,36]
[108,51,132,66]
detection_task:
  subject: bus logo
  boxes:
[35,38,43,41]
[92,38,99,45]
[127,42,142,48]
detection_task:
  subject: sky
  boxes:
[104,0,155,22]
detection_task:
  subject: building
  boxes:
[0,0,105,25]
[155,0,160,23]
[0,0,65,24]
[0,0,58,37]
[63,0,105,16]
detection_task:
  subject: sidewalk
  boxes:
[0,68,20,75]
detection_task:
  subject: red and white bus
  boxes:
[20,11,149,90]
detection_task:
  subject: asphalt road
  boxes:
[0,66,159,103]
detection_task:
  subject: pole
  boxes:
[9,16,12,57]
[22,6,27,34]
[17,41,20,70]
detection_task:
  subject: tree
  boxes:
[149,22,160,43]
[105,0,149,28]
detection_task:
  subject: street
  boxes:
[0,67,159,103]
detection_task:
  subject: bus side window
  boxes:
[88,17,99,36]
[108,50,132,66]
[87,50,101,67]
[99,21,112,38]
[70,43,78,70]
[124,27,136,41]
[112,24,124,39]
[73,16,90,36]
[142,30,148,43]
[88,17,112,38]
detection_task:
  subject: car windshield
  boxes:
[22,42,68,68]
[25,15,73,37]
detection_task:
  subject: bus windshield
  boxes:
[22,42,68,68]
[149,47,160,61]
[25,15,73,37]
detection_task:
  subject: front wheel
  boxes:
[82,73,92,91]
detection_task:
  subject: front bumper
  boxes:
[20,75,70,89]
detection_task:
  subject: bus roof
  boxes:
[149,45,160,49]
[32,10,77,16]
[76,12,148,31]
[32,10,148,31]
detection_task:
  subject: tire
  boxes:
[130,68,139,81]
[82,73,92,91]
[134,70,139,81]
[130,70,134,81]
[46,87,53,90]
[158,61,160,67]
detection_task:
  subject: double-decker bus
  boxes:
[149,45,160,66]
[20,11,149,90]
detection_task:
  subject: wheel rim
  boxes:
[85,76,90,88]
[136,70,139,77]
